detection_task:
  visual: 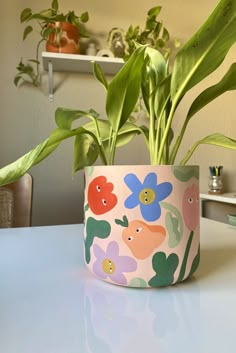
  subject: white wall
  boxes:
[1,0,236,225]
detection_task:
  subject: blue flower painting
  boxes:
[124,172,172,221]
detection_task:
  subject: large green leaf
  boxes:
[33,128,82,166]
[0,141,48,186]
[171,0,236,106]
[142,47,167,115]
[154,75,171,118]
[55,108,99,130]
[93,62,109,90]
[187,63,236,120]
[0,128,80,186]
[106,46,145,133]
[180,133,236,165]
[84,120,144,149]
[145,46,167,81]
[73,133,99,172]
[170,63,236,163]
[115,122,143,147]
[0,126,100,185]
[83,119,110,142]
[38,126,103,171]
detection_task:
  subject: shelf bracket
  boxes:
[48,60,54,102]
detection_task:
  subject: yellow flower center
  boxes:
[139,188,156,205]
[102,258,116,274]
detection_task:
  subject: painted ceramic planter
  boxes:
[84,165,200,288]
[46,22,80,54]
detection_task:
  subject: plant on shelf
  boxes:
[1,0,236,185]
[14,0,89,87]
[107,6,180,122]
[107,6,180,60]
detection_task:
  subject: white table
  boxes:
[0,219,236,353]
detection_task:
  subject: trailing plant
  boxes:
[14,0,89,87]
[1,0,236,186]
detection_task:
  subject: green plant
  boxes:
[14,0,89,87]
[107,6,180,60]
[2,0,236,186]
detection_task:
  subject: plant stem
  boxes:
[157,102,176,164]
[34,38,45,85]
[86,114,108,165]
[169,117,188,164]
[109,131,118,165]
[148,81,156,164]
[154,93,170,165]
[179,141,199,165]
[161,111,169,164]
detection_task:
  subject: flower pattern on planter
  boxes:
[88,176,117,215]
[85,217,111,264]
[84,165,200,288]
[149,252,179,287]
[129,278,147,288]
[124,173,172,221]
[160,202,184,248]
[116,216,166,259]
[182,184,199,231]
[93,241,137,285]
[177,184,200,282]
[172,165,199,182]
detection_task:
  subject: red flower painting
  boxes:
[88,176,117,215]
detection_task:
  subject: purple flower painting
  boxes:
[93,241,137,285]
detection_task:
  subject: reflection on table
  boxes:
[0,218,236,353]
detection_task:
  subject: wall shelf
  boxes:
[42,52,124,101]
[200,192,236,205]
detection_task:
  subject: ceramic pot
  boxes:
[84,165,200,288]
[46,22,80,54]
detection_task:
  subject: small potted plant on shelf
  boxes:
[14,0,89,87]
[3,0,236,288]
[107,6,180,60]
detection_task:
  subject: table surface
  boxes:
[0,218,236,353]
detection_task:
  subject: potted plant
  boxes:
[107,6,180,60]
[14,0,89,87]
[2,0,236,287]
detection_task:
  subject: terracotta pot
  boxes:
[46,21,80,54]
[84,165,200,288]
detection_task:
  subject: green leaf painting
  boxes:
[172,166,199,182]
[149,252,179,287]
[160,202,183,248]
[187,245,200,279]
[85,217,111,264]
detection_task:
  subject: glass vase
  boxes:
[208,176,223,194]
